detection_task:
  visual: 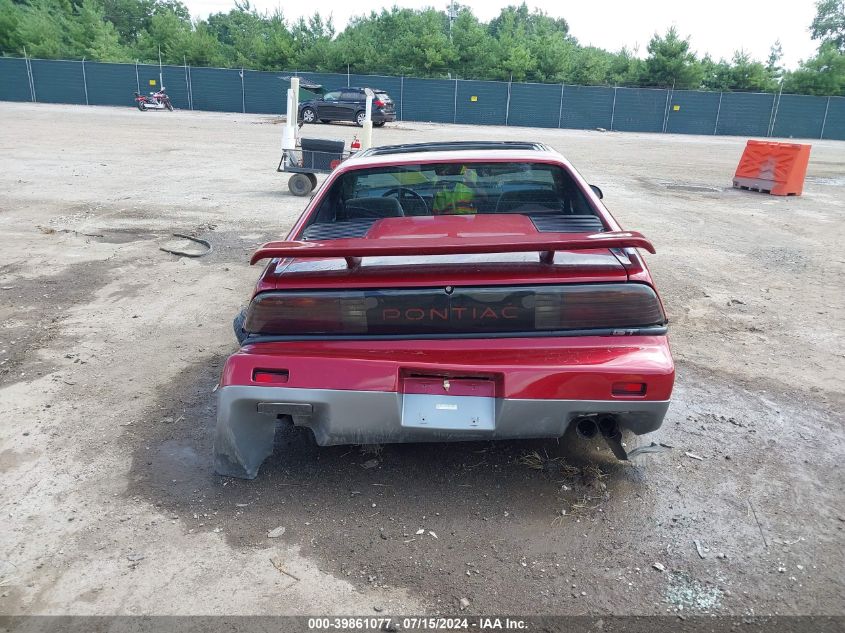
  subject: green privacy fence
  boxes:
[1,56,844,140]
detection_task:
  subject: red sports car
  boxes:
[215,141,674,479]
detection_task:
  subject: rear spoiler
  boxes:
[250,231,654,266]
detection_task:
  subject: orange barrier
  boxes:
[732,140,812,196]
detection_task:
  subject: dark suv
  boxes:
[299,87,396,127]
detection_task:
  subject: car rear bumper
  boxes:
[373,111,396,122]
[214,385,670,478]
[213,336,674,478]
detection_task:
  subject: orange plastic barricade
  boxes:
[732,140,812,196]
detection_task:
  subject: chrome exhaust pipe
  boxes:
[575,416,598,439]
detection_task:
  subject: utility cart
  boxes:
[277,137,350,196]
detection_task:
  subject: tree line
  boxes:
[1,0,843,95]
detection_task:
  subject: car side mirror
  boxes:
[590,184,603,199]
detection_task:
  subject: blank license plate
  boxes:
[401,394,495,431]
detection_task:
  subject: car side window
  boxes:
[341,90,362,101]
[323,91,341,102]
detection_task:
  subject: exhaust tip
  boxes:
[598,414,620,438]
[575,416,599,439]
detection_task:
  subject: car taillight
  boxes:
[612,381,647,396]
[253,369,289,383]
[374,100,385,108]
[531,285,665,330]
[244,292,369,335]
[243,284,665,337]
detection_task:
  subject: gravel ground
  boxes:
[0,102,843,617]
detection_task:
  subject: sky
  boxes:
[182,0,821,70]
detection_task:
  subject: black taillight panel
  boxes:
[244,284,666,337]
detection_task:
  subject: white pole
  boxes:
[134,59,140,94]
[714,92,723,135]
[184,56,191,110]
[400,76,404,121]
[769,80,784,137]
[661,82,673,133]
[240,68,245,113]
[610,86,617,131]
[158,46,163,91]
[820,96,831,139]
[361,88,374,150]
[23,46,36,102]
[453,78,458,124]
[81,57,89,105]
[505,73,512,126]
[282,77,300,150]
[558,84,565,128]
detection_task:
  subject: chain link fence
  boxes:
[1,56,843,140]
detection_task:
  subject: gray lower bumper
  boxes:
[214,386,670,479]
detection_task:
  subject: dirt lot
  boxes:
[0,102,843,618]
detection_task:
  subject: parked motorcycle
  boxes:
[134,89,173,111]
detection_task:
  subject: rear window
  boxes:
[375,92,392,103]
[306,162,597,228]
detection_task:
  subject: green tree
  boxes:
[608,46,645,86]
[766,40,784,77]
[727,50,776,91]
[67,0,126,60]
[13,0,68,58]
[642,26,703,88]
[0,0,24,53]
[783,42,845,95]
[292,13,334,71]
[811,0,845,51]
[566,46,613,85]
[700,55,732,91]
[451,8,496,79]
[100,0,189,43]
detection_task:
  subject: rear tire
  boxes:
[233,308,247,345]
[301,107,316,124]
[373,121,386,127]
[136,101,146,111]
[289,173,313,196]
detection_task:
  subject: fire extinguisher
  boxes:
[350,135,361,152]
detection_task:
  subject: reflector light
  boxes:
[612,382,647,396]
[253,370,289,384]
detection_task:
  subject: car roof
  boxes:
[341,142,566,170]
[327,87,388,92]
[357,141,551,157]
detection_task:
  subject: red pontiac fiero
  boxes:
[215,141,674,479]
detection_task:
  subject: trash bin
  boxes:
[300,138,345,171]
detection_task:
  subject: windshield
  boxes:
[306,161,597,231]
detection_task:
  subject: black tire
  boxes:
[320,119,331,124]
[233,308,248,345]
[165,101,174,111]
[301,107,316,124]
[306,173,318,189]
[355,111,366,126]
[136,101,146,111]
[373,121,386,127]
[289,173,313,196]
